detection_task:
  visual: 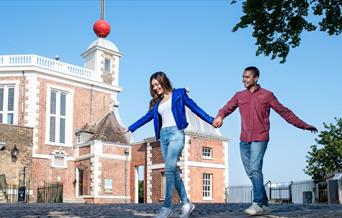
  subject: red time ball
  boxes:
[93,19,111,38]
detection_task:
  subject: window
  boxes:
[203,173,213,199]
[104,58,111,73]
[0,84,16,124]
[202,147,213,159]
[47,88,70,145]
[51,148,68,168]
[161,172,166,199]
[104,179,113,193]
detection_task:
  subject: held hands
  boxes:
[212,116,223,128]
[116,128,129,135]
[306,125,318,133]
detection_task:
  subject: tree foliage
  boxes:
[305,117,342,182]
[231,0,342,63]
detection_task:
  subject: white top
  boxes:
[158,95,177,128]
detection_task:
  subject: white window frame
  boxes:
[104,58,111,73]
[203,173,213,200]
[45,85,73,147]
[104,179,113,193]
[51,148,68,168]
[202,147,213,159]
[0,81,19,125]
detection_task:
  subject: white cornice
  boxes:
[0,67,122,93]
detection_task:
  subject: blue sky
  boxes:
[1,0,341,185]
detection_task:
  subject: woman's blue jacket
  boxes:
[128,88,214,139]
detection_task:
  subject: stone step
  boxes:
[63,197,86,203]
[0,195,7,203]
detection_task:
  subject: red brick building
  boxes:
[0,35,129,203]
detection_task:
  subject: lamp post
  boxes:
[11,144,19,162]
[124,148,129,203]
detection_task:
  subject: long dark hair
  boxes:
[149,71,173,110]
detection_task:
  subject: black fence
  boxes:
[0,174,31,203]
[37,182,63,203]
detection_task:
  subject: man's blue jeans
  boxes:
[160,126,188,208]
[240,141,269,206]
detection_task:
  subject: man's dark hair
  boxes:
[244,66,260,78]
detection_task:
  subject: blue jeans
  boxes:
[240,141,269,206]
[160,126,188,208]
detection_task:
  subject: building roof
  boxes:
[87,38,119,53]
[79,111,131,144]
[185,107,224,139]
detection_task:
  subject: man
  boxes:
[213,66,317,216]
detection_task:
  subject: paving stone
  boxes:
[0,203,341,217]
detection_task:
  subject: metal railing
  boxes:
[37,181,63,203]
[0,174,8,201]
[226,180,316,204]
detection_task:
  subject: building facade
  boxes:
[0,34,130,202]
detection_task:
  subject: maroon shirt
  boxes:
[217,85,311,142]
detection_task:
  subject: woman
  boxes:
[119,71,214,218]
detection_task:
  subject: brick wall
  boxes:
[100,159,130,196]
[0,124,33,185]
[103,145,127,155]
[151,141,163,164]
[31,158,76,202]
[79,145,91,156]
[189,137,225,164]
[189,167,226,203]
[130,142,147,203]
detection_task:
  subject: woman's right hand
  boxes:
[116,128,129,135]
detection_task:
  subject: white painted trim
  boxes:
[32,154,75,160]
[44,84,74,147]
[0,54,123,91]
[23,74,39,160]
[0,69,122,94]
[149,160,226,170]
[223,141,229,189]
[184,135,190,195]
[0,80,20,125]
[135,167,139,203]
[75,168,79,197]
[149,163,165,170]
[32,154,52,159]
[81,195,130,199]
[146,142,152,203]
[76,153,131,161]
[92,156,100,197]
[187,161,226,169]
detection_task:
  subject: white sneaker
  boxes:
[155,207,172,218]
[262,205,271,214]
[180,202,195,218]
[244,203,268,216]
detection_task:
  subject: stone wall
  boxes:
[0,124,33,186]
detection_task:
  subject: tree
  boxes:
[231,0,342,63]
[305,117,342,182]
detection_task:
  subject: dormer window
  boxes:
[104,58,111,73]
[75,131,94,144]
